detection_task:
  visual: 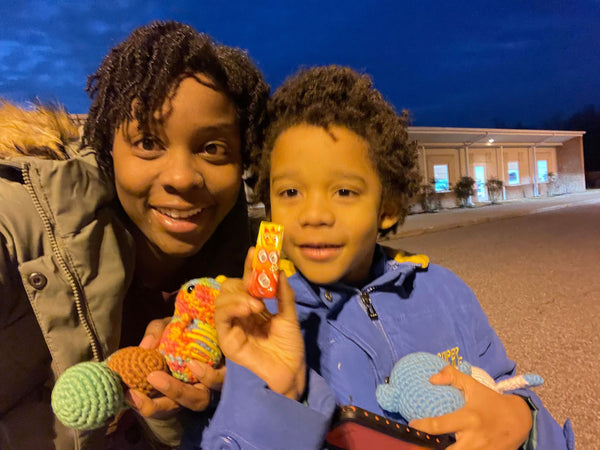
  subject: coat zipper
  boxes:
[358,286,400,373]
[360,289,379,320]
[23,163,104,363]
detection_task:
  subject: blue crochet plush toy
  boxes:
[376,352,544,422]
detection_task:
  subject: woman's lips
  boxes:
[152,206,207,233]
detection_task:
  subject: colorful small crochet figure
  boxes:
[51,277,223,430]
[159,277,224,383]
[51,347,168,430]
[376,352,543,422]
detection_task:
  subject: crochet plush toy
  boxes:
[159,277,223,383]
[51,277,223,431]
[375,352,544,422]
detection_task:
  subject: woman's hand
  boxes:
[215,248,306,401]
[126,318,226,418]
[409,365,532,450]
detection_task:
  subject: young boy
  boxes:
[213,66,574,449]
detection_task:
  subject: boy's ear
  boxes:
[378,199,401,230]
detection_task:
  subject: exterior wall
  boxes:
[556,136,586,193]
[409,128,585,211]
[534,148,557,196]
[422,148,460,186]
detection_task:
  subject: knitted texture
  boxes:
[159,277,223,383]
[51,361,124,431]
[376,352,545,422]
[106,346,168,395]
[376,352,464,421]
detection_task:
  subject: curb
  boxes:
[386,192,600,240]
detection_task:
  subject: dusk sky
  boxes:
[1,0,599,128]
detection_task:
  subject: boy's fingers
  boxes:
[275,272,297,321]
[219,277,246,295]
[410,409,466,437]
[242,247,255,286]
[215,291,264,328]
[429,364,465,388]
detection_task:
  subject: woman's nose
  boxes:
[159,149,204,192]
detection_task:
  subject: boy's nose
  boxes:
[159,150,204,192]
[298,195,335,226]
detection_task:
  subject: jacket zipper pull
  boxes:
[360,291,378,320]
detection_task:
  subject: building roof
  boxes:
[408,126,585,148]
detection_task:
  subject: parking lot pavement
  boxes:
[386,190,600,239]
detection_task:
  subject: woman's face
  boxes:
[112,74,242,260]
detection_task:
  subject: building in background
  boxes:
[408,127,586,208]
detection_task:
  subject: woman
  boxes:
[0,21,268,449]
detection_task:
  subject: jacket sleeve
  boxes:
[186,361,336,450]
[467,289,574,450]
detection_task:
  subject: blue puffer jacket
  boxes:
[198,245,574,449]
[288,245,574,450]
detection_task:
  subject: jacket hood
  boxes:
[0,99,80,160]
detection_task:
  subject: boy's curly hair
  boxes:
[253,65,422,235]
[83,20,269,181]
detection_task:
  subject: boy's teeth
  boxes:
[157,207,202,219]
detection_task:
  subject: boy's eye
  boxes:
[337,189,356,197]
[280,188,299,198]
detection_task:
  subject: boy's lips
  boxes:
[297,243,343,261]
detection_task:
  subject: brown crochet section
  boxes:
[107,347,169,395]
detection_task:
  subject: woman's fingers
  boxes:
[189,361,226,391]
[145,371,212,412]
[139,317,171,349]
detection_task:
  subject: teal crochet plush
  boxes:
[376,352,543,422]
[51,362,124,431]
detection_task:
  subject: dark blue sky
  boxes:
[1,0,599,128]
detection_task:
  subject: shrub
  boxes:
[452,176,475,207]
[485,178,503,204]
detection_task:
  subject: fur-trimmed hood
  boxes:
[0,99,80,160]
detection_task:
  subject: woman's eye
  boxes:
[203,142,227,156]
[134,136,159,151]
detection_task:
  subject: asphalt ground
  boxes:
[382,190,600,448]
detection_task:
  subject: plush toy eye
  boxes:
[187,284,195,294]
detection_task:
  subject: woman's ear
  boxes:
[378,198,401,230]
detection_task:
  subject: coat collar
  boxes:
[287,244,429,311]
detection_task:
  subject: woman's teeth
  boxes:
[156,207,203,219]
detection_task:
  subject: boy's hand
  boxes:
[410,365,532,450]
[126,318,226,418]
[215,248,306,401]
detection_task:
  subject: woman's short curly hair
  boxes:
[253,65,422,235]
[83,20,269,181]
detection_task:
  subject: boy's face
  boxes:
[112,75,242,260]
[270,124,399,286]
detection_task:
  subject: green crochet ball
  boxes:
[51,361,124,430]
